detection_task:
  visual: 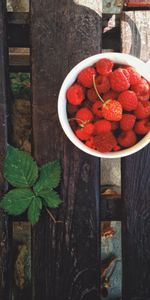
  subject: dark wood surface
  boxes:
[0,1,11,299]
[101,197,122,221]
[31,1,101,299]
[121,11,150,300]
[9,51,30,72]
[7,12,29,47]
[1,2,150,299]
[7,12,29,25]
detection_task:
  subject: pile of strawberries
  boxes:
[66,58,150,153]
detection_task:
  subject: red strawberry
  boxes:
[96,58,113,76]
[75,128,90,141]
[138,93,149,102]
[77,67,96,88]
[122,69,130,82]
[113,144,121,151]
[118,130,137,148]
[131,78,149,96]
[120,114,136,131]
[134,102,150,119]
[103,90,119,101]
[67,61,150,154]
[135,119,150,135]
[118,90,138,111]
[95,75,110,94]
[109,68,130,92]
[94,120,112,134]
[75,107,93,125]
[92,101,103,118]
[83,123,94,135]
[66,83,84,105]
[87,88,99,102]
[85,136,94,148]
[125,66,141,85]
[93,132,117,153]
[102,100,122,121]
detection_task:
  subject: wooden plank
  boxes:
[7,12,29,25]
[7,26,29,48]
[7,13,29,47]
[0,1,11,300]
[101,197,122,221]
[121,11,150,300]
[12,222,32,300]
[121,10,150,61]
[9,52,29,65]
[9,65,30,73]
[31,1,101,299]
[9,47,30,71]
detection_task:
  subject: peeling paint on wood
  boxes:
[101,222,122,300]
[103,0,124,14]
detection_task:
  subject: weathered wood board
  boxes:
[121,10,150,61]
[0,1,11,299]
[121,10,150,300]
[31,1,101,299]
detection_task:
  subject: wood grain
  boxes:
[7,12,29,47]
[101,197,122,221]
[0,1,11,299]
[31,1,101,299]
[121,11,150,61]
[121,11,150,300]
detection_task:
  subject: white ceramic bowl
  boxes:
[58,52,150,158]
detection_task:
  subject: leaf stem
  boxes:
[68,117,87,127]
[46,208,63,224]
[93,74,104,103]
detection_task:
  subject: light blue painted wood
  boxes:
[103,0,124,14]
[101,222,122,299]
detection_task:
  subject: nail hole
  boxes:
[106,2,111,8]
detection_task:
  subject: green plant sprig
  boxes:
[0,145,62,225]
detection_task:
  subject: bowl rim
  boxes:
[58,52,150,158]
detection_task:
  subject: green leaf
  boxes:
[33,161,61,194]
[39,190,62,208]
[27,197,42,225]
[0,188,34,215]
[4,145,38,188]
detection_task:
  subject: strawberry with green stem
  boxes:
[93,75,122,121]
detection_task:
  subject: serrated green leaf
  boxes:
[36,197,42,209]
[33,161,61,194]
[0,188,34,215]
[27,197,42,225]
[39,190,62,208]
[4,145,38,188]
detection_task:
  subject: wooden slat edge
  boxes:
[0,1,12,300]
